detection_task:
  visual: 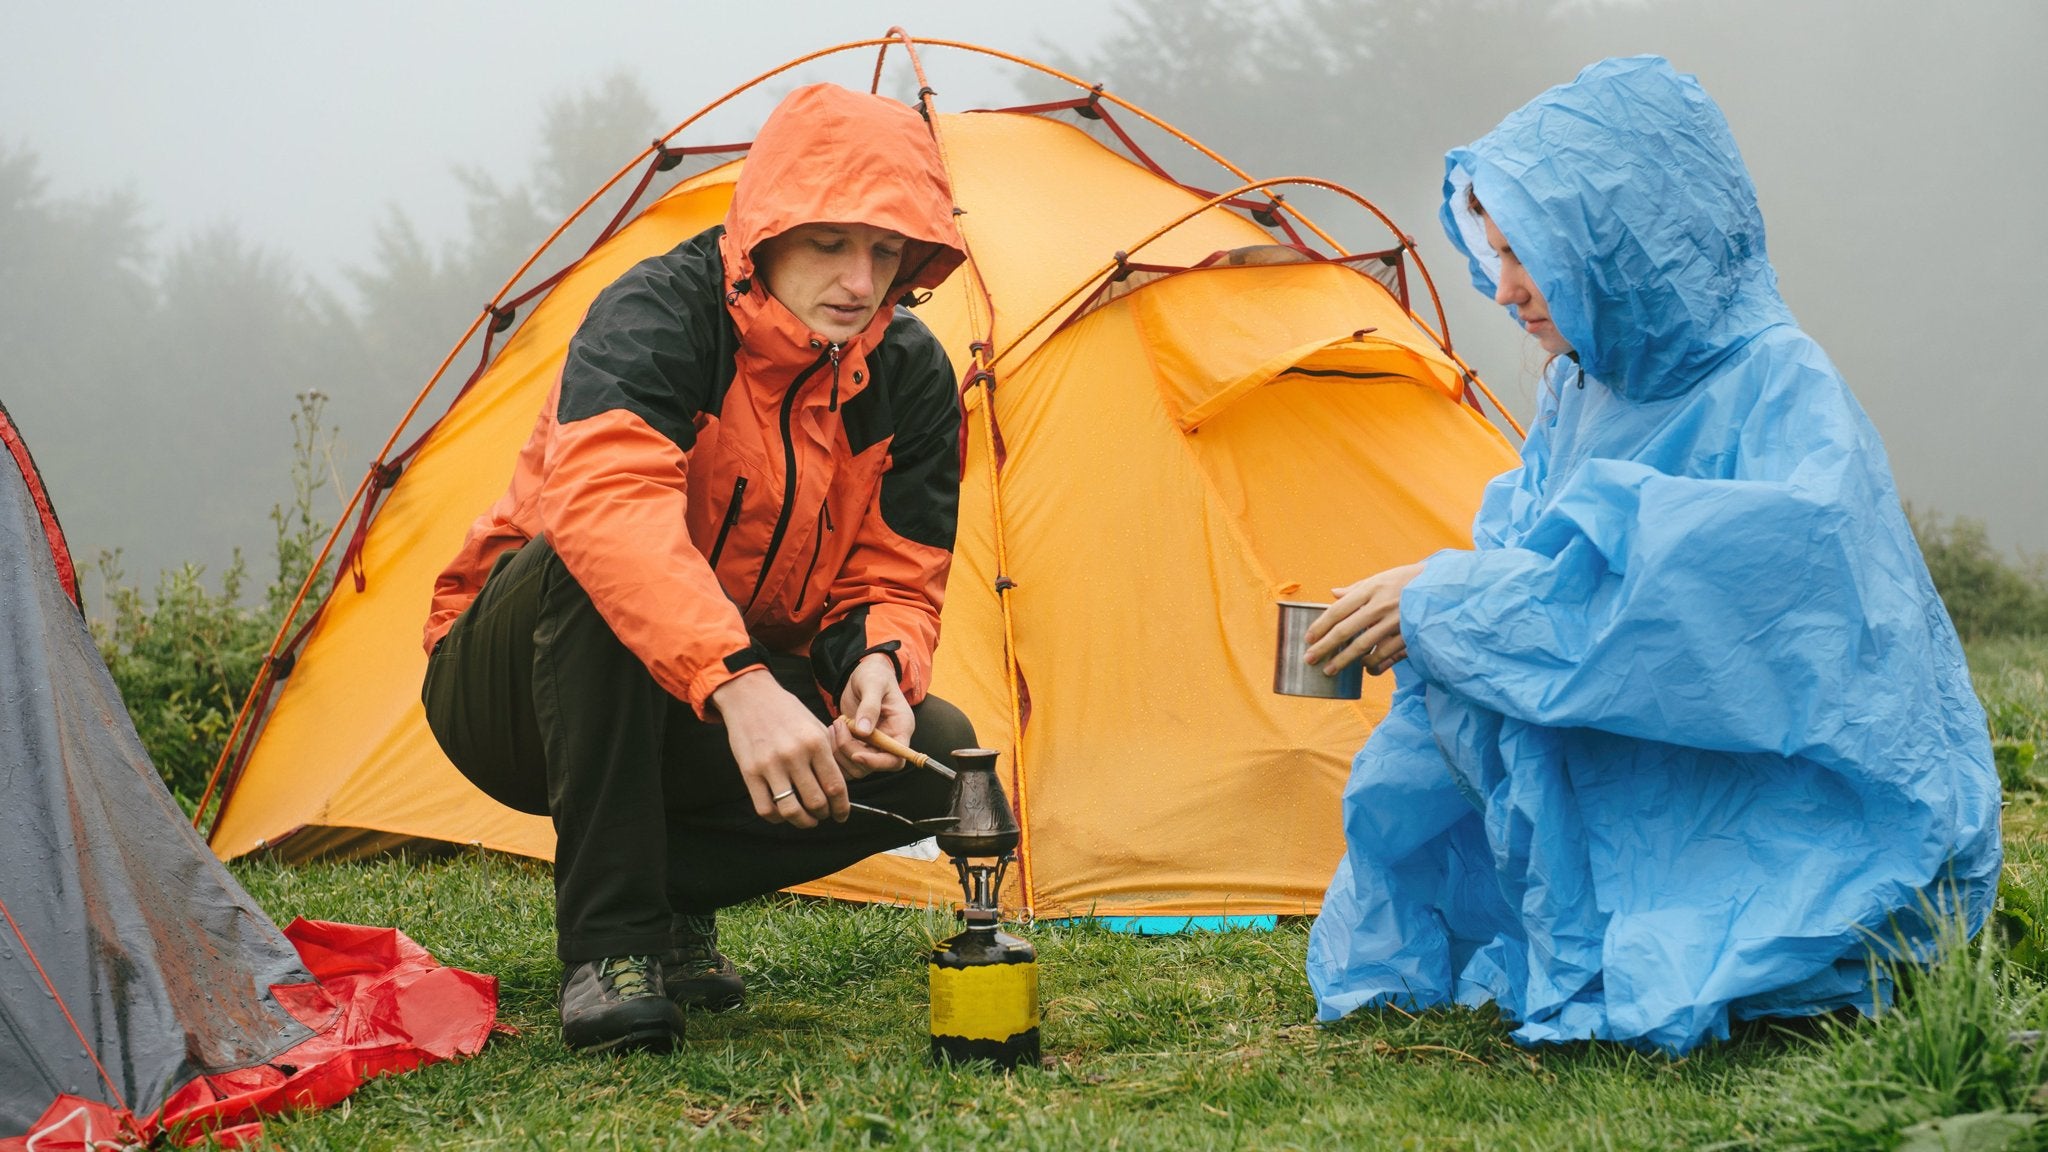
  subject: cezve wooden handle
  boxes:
[853,726,957,781]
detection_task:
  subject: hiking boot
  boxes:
[662,912,746,1011]
[558,955,685,1054]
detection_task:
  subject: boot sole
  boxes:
[681,990,745,1013]
[668,978,746,1013]
[570,1024,679,1056]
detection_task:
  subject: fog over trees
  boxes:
[2,75,664,598]
[4,0,2039,602]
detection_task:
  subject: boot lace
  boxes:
[599,955,659,1000]
[675,914,720,962]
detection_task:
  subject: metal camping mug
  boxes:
[1273,601,1364,699]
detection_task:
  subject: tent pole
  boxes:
[889,26,1041,916]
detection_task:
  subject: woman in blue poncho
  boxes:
[1301,56,2001,1055]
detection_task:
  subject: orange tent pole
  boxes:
[881,28,1041,915]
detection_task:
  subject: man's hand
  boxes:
[1304,561,1427,678]
[830,653,914,779]
[710,669,848,827]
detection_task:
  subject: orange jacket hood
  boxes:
[718,83,966,322]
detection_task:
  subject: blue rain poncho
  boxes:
[1305,56,2001,1055]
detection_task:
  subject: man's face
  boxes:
[1482,213,1573,356]
[753,222,908,343]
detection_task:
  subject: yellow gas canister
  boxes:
[929,918,1039,1068]
[926,747,1039,1070]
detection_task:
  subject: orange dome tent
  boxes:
[202,33,1521,921]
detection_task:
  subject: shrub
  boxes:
[90,392,336,812]
[1997,743,2041,795]
[91,551,270,810]
[1913,509,2048,640]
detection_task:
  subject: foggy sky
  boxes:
[4,0,2042,587]
[4,3,1116,284]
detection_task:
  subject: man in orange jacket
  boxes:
[420,83,974,1054]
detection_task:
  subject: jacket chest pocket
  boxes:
[766,444,890,623]
[687,430,776,594]
[705,475,748,569]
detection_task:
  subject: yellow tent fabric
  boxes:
[208,91,1517,919]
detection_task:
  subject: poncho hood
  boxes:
[1440,56,1795,401]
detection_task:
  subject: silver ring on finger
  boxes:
[771,787,797,801]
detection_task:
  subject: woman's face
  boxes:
[753,222,908,343]
[1482,213,1573,356]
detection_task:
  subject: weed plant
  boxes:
[1757,912,2048,1152]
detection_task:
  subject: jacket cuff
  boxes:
[685,641,772,720]
[852,641,904,688]
[813,638,903,702]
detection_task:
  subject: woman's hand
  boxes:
[1304,562,1426,677]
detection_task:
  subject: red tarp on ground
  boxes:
[3,919,504,1151]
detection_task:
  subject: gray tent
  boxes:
[0,399,313,1141]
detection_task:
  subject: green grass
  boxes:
[233,855,1803,1151]
[224,638,2048,1151]
[1974,636,2048,747]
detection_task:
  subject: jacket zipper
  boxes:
[792,500,835,615]
[744,344,834,611]
[705,475,747,569]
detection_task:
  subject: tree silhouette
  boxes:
[2,72,670,592]
[346,70,661,403]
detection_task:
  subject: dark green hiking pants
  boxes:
[421,537,972,963]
